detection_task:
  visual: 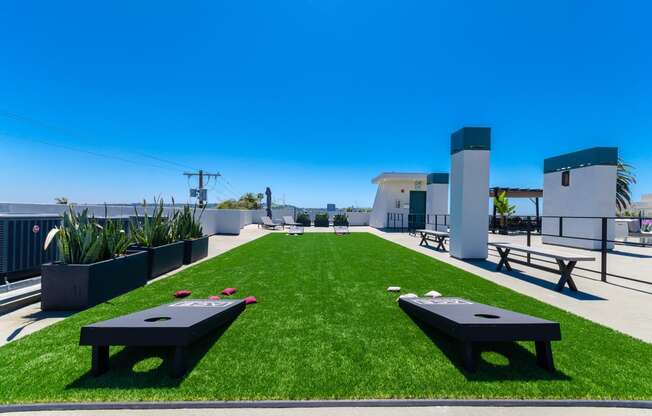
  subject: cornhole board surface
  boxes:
[399,297,561,372]
[80,299,246,377]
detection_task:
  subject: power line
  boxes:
[0,110,198,172]
[0,133,176,173]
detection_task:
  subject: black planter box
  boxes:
[183,236,209,265]
[41,251,148,311]
[131,240,184,280]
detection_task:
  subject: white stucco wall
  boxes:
[542,165,616,250]
[370,180,421,228]
[426,183,449,231]
[449,150,490,259]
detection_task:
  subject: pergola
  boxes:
[490,187,543,232]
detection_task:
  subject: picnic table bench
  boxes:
[416,229,450,251]
[489,242,594,292]
[399,296,561,372]
[80,299,245,377]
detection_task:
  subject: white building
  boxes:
[633,194,652,217]
[370,172,448,229]
[542,147,617,250]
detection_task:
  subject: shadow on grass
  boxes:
[409,316,570,382]
[470,257,606,301]
[66,319,235,390]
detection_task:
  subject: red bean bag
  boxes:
[208,295,221,300]
[221,288,237,296]
[244,296,257,305]
[174,290,192,298]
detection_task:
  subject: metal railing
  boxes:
[386,211,652,286]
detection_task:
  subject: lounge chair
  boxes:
[261,216,283,230]
[283,216,301,227]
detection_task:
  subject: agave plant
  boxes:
[44,207,131,264]
[131,199,174,247]
[171,204,204,240]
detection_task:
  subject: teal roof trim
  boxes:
[543,147,618,173]
[427,173,449,184]
[450,127,491,154]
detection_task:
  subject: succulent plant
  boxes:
[44,206,131,264]
[131,199,174,248]
[171,204,204,240]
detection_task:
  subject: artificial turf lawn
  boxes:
[1,232,652,403]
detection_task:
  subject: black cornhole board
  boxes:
[399,297,561,372]
[80,299,246,377]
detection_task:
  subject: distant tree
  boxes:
[55,197,69,205]
[217,199,239,209]
[617,158,636,213]
[238,193,261,210]
[216,193,262,210]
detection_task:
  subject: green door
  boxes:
[408,190,426,230]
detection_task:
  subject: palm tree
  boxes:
[616,158,636,213]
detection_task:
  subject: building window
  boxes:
[561,171,570,187]
[395,200,401,209]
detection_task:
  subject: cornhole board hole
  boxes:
[288,226,304,235]
[80,299,246,378]
[398,297,561,372]
[334,226,349,235]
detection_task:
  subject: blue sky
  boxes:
[1,0,650,211]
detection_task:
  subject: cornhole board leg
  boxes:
[463,341,477,372]
[91,345,109,376]
[173,346,186,378]
[535,341,555,371]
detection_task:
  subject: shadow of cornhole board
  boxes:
[80,299,246,378]
[288,226,304,235]
[399,297,561,372]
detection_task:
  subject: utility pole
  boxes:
[183,170,221,207]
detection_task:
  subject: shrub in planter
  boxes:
[41,207,147,311]
[172,204,209,264]
[296,212,311,226]
[131,199,184,279]
[333,214,348,226]
[314,213,330,227]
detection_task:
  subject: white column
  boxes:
[449,127,490,259]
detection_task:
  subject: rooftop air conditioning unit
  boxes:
[0,214,61,279]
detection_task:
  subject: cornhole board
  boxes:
[80,299,246,377]
[399,297,561,372]
[288,226,304,235]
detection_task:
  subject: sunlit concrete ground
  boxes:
[3,406,650,416]
[0,225,270,346]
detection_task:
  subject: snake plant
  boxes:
[43,207,131,264]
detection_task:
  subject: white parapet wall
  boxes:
[449,127,491,260]
[542,147,617,250]
[425,173,449,231]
